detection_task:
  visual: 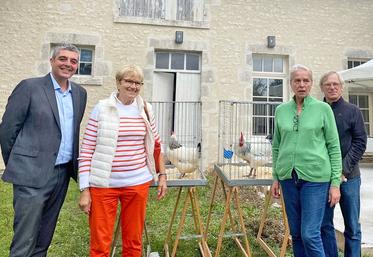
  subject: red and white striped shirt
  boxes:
[79,98,161,188]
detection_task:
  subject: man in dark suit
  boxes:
[0,43,87,257]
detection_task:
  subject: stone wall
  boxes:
[0,0,372,170]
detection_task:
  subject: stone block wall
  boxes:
[0,0,372,170]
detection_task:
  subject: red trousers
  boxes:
[89,181,151,257]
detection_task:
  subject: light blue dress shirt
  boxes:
[50,73,74,165]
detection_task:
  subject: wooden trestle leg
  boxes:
[256,187,290,257]
[205,174,252,257]
[164,187,211,257]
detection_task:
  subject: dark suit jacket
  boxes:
[0,74,87,188]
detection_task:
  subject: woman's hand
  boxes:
[79,189,91,214]
[271,180,280,199]
[329,186,340,207]
[157,174,167,200]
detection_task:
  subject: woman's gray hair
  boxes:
[290,64,313,82]
[51,43,80,59]
[319,71,344,87]
[116,65,144,83]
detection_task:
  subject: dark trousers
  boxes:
[10,163,70,257]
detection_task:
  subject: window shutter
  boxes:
[120,0,164,19]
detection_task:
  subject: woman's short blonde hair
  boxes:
[115,65,144,84]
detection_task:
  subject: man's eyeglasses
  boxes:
[293,114,299,132]
[122,79,144,87]
[323,82,341,88]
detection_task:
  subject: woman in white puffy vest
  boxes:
[78,65,167,257]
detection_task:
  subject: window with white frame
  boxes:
[155,52,200,72]
[252,54,287,135]
[349,94,370,134]
[347,58,368,69]
[76,47,94,75]
[119,0,205,22]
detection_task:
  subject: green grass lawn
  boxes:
[0,175,292,257]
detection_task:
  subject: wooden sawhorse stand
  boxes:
[205,175,252,257]
[206,164,290,257]
[256,188,290,257]
[164,186,211,257]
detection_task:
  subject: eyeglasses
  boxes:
[293,114,299,132]
[122,79,144,87]
[323,82,341,88]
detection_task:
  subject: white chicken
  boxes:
[234,132,272,177]
[167,132,201,176]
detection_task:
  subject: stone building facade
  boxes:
[0,0,372,170]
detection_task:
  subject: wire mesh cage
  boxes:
[149,101,204,184]
[217,100,280,186]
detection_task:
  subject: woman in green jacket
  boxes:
[271,64,342,257]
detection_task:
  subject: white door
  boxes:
[175,73,200,101]
[152,72,174,101]
[174,73,201,145]
[152,72,175,147]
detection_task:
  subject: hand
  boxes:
[157,175,167,200]
[271,180,280,199]
[341,175,347,182]
[328,186,340,207]
[79,189,91,214]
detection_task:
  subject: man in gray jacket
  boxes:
[0,43,87,257]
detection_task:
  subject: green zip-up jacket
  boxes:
[272,96,342,187]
